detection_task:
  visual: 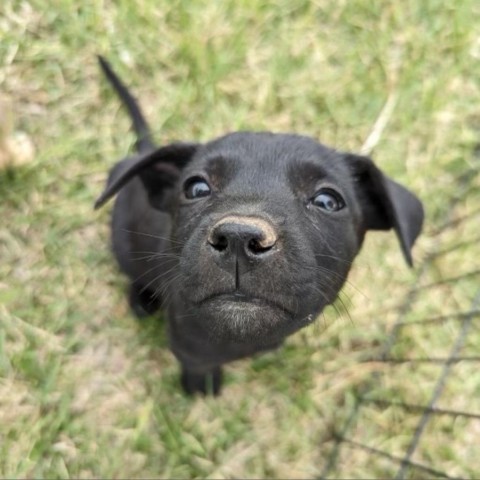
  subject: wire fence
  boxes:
[319,165,480,479]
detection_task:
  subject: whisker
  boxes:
[131,262,165,285]
[120,228,186,246]
[130,252,181,262]
[154,273,184,309]
[304,263,367,299]
[128,249,181,256]
[309,280,354,325]
[138,264,180,295]
[313,253,355,266]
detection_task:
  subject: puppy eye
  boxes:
[311,188,345,212]
[184,177,211,199]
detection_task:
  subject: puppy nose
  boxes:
[208,216,277,258]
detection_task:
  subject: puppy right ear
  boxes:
[94,142,199,210]
[347,153,424,267]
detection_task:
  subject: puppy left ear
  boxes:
[94,142,199,210]
[348,154,424,267]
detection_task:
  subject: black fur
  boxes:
[96,57,424,395]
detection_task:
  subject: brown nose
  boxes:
[208,215,278,259]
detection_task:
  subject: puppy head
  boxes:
[97,132,423,344]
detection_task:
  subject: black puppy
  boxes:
[95,57,424,395]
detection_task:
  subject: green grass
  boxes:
[1,0,480,478]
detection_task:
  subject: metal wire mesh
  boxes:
[319,165,480,479]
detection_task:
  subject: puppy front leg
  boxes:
[180,364,223,396]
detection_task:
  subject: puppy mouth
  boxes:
[199,291,292,315]
[190,290,302,344]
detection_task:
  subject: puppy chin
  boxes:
[200,299,292,344]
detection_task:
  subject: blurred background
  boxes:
[1,1,479,478]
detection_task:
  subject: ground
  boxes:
[1,1,479,478]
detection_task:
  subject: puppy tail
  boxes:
[98,55,154,152]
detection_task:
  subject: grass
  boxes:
[1,0,480,478]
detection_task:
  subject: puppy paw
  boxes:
[128,284,161,318]
[181,366,223,396]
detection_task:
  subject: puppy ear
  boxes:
[348,154,424,266]
[95,142,199,210]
